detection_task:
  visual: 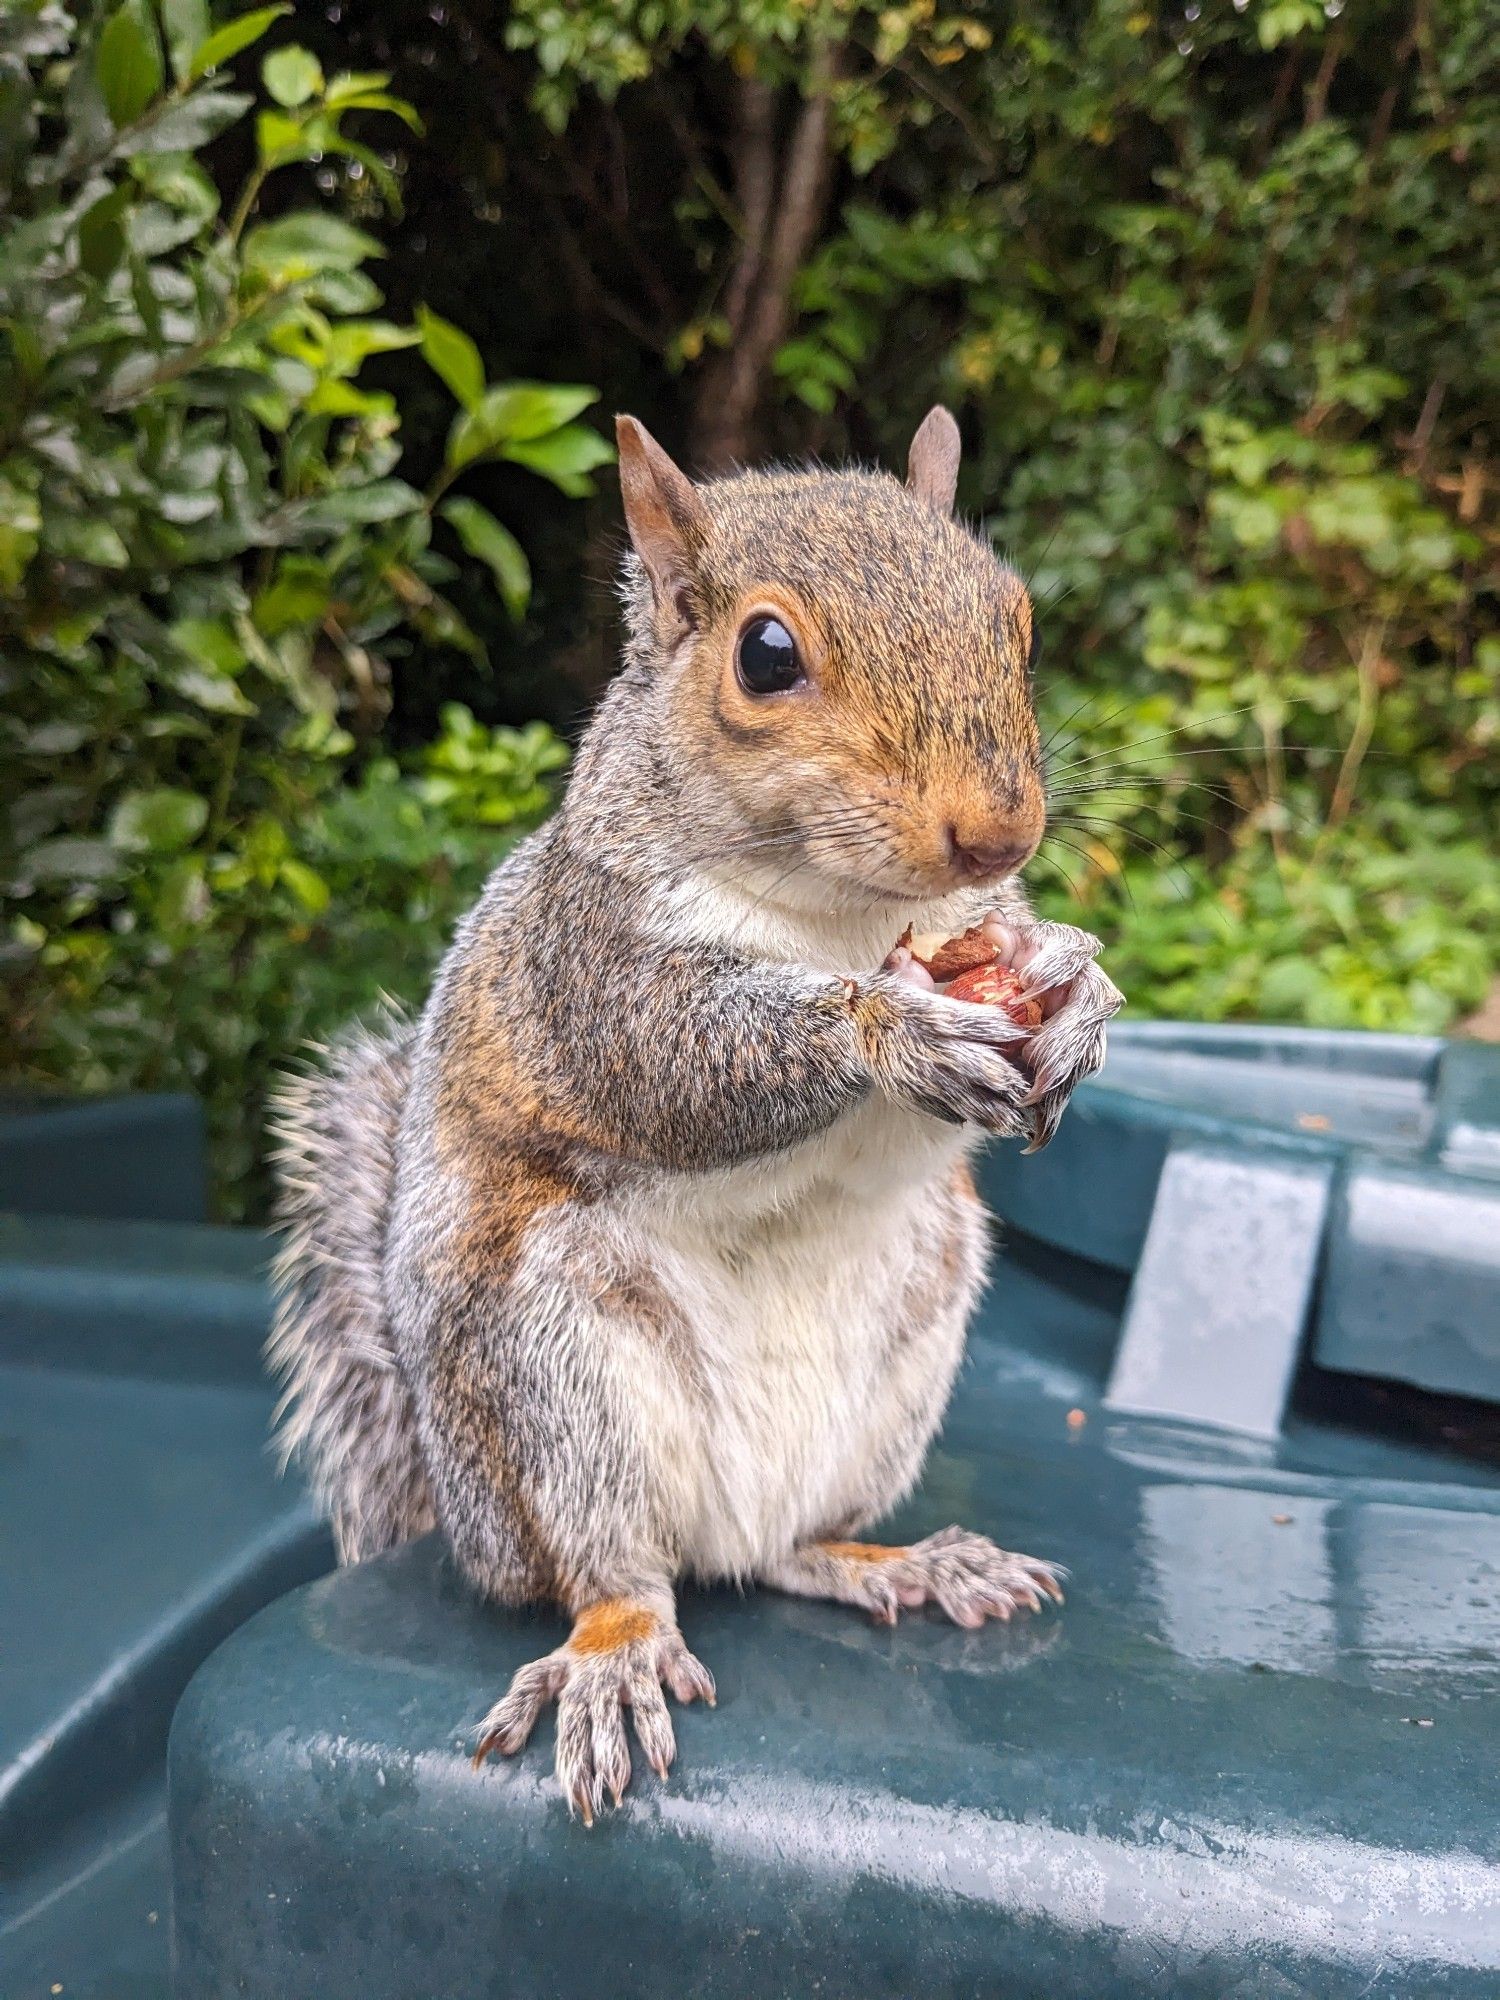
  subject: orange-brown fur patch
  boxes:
[570,1599,659,1654]
[818,1541,910,1564]
[846,982,900,1064]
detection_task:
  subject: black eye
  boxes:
[1028,624,1043,675]
[735,615,804,695]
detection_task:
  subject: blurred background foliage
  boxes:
[3,0,1497,1216]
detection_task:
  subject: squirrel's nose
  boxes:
[946,825,1036,881]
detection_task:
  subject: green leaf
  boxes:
[252,555,331,636]
[77,184,132,279]
[441,497,530,621]
[502,421,616,497]
[158,0,209,83]
[317,136,404,211]
[187,4,289,80]
[445,382,599,471]
[0,519,40,595]
[97,0,164,127]
[324,73,424,128]
[23,838,124,885]
[154,857,212,928]
[256,107,311,167]
[242,210,382,285]
[109,787,209,854]
[279,857,330,913]
[170,615,247,675]
[294,479,423,529]
[263,44,323,108]
[305,379,396,418]
[322,69,393,101]
[40,515,130,568]
[171,666,256,714]
[113,88,251,156]
[416,305,485,411]
[325,88,423,130]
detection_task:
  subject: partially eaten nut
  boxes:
[944,961,1043,1027]
[892,923,1043,1032]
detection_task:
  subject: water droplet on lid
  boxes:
[1178,36,1195,52]
[1185,3,1201,17]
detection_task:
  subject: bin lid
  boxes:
[168,1233,1500,2000]
[986,1025,1500,1409]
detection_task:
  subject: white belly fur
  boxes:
[625,1093,977,1579]
[620,865,1000,1579]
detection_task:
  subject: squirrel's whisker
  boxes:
[1025,848,1086,908]
[1049,813,1192,869]
[1045,705,1268,780]
[1039,686,1138,759]
[1051,780,1323,840]
[1045,831,1141,916]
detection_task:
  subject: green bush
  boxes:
[4,1,1496,1217]
[0,1,600,1215]
[491,0,1499,1032]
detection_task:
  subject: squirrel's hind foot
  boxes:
[472,1600,715,1824]
[767,1528,1065,1630]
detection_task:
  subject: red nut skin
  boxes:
[943,962,1043,1029]
[923,926,997,983]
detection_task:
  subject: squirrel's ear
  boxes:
[615,415,707,618]
[907,406,961,515]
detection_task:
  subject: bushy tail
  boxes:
[268,1012,437,1563]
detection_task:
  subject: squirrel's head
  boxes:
[614,411,1045,907]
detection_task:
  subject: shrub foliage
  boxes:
[484,0,1498,1031]
[0,2,593,1213]
[3,0,1497,1215]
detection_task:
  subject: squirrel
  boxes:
[270,408,1123,1822]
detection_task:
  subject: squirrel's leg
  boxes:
[760,1170,1065,1631]
[762,1532,1065,1629]
[400,1191,713,1820]
[472,1585,715,1823]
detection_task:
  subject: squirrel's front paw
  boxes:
[472,1599,715,1824]
[858,969,1034,1137]
[1000,919,1124,1151]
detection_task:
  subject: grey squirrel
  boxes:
[270,408,1123,1822]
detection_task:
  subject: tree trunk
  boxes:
[690,43,841,471]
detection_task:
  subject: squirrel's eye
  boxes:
[736,615,804,696]
[1028,624,1043,675]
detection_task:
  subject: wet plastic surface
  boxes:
[169,1240,1500,2000]
[0,1093,208,1224]
[0,1144,329,2000]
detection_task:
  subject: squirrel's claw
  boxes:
[766,1529,1066,1631]
[1017,947,1123,1150]
[472,1619,714,1822]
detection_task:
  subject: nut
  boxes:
[924,925,999,983]
[893,921,1042,1032]
[944,961,1043,1028]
